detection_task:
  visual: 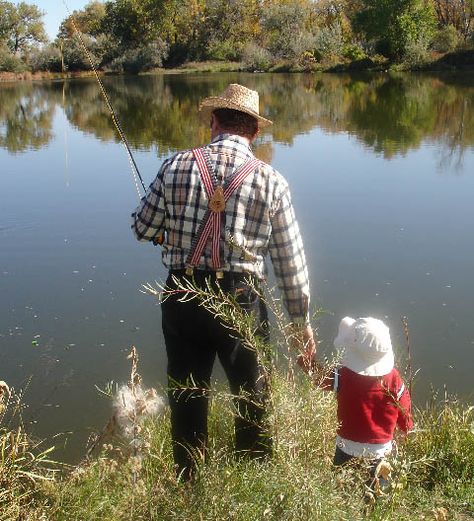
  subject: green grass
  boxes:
[2,371,473,521]
[2,282,473,520]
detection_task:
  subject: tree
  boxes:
[354,0,437,59]
[103,0,177,47]
[201,0,262,60]
[58,1,106,39]
[164,0,206,63]
[56,1,109,72]
[262,1,315,60]
[0,1,13,43]
[432,0,474,41]
[0,1,47,54]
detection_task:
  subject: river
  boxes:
[1,71,473,459]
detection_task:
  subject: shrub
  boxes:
[242,42,274,71]
[61,34,96,71]
[314,22,345,60]
[30,44,62,72]
[262,3,316,60]
[206,39,241,62]
[431,25,460,53]
[58,33,119,72]
[299,50,317,69]
[403,38,431,67]
[354,0,437,60]
[389,3,437,60]
[342,43,366,61]
[93,33,120,68]
[0,45,28,72]
[109,39,169,73]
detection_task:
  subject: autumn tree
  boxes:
[103,0,177,47]
[58,1,106,39]
[432,0,474,41]
[261,1,315,59]
[0,1,47,54]
[158,0,206,63]
[200,0,262,61]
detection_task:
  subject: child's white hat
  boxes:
[334,317,394,377]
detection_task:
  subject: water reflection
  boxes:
[0,83,57,152]
[1,72,473,164]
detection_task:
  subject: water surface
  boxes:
[1,72,474,459]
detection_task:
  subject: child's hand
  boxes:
[296,351,317,374]
[292,324,317,374]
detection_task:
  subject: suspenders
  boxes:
[185,147,260,277]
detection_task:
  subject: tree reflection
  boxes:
[1,73,473,167]
[0,83,57,153]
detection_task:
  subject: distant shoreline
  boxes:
[1,51,473,83]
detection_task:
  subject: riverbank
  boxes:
[0,70,104,82]
[1,50,473,83]
[0,61,243,82]
[2,371,473,520]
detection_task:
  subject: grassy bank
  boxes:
[1,50,473,83]
[0,70,103,83]
[2,283,473,520]
[1,371,473,520]
[0,61,243,82]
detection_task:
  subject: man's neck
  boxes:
[211,131,252,145]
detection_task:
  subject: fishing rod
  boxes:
[61,0,146,199]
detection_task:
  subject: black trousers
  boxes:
[161,270,271,479]
[333,446,387,492]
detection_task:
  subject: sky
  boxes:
[33,1,91,40]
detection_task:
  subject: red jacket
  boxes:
[322,366,413,444]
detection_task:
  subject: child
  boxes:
[313,317,413,483]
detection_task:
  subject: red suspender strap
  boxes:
[187,147,260,270]
[193,147,214,198]
[224,159,260,199]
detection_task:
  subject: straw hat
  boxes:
[199,83,273,127]
[334,317,394,377]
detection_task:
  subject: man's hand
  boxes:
[292,324,317,374]
[153,233,165,246]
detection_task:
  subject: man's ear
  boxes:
[250,127,260,143]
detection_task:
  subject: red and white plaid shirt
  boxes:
[131,134,310,322]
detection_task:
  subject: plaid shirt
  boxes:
[131,134,310,322]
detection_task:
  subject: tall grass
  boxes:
[2,280,473,520]
[0,387,58,521]
[37,377,472,521]
[2,374,474,519]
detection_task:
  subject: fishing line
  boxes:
[60,0,146,199]
[62,82,70,188]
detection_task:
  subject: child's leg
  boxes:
[333,446,354,466]
[366,458,392,494]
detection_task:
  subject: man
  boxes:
[131,83,315,480]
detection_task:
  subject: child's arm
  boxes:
[298,358,338,391]
[294,325,317,373]
[316,366,339,391]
